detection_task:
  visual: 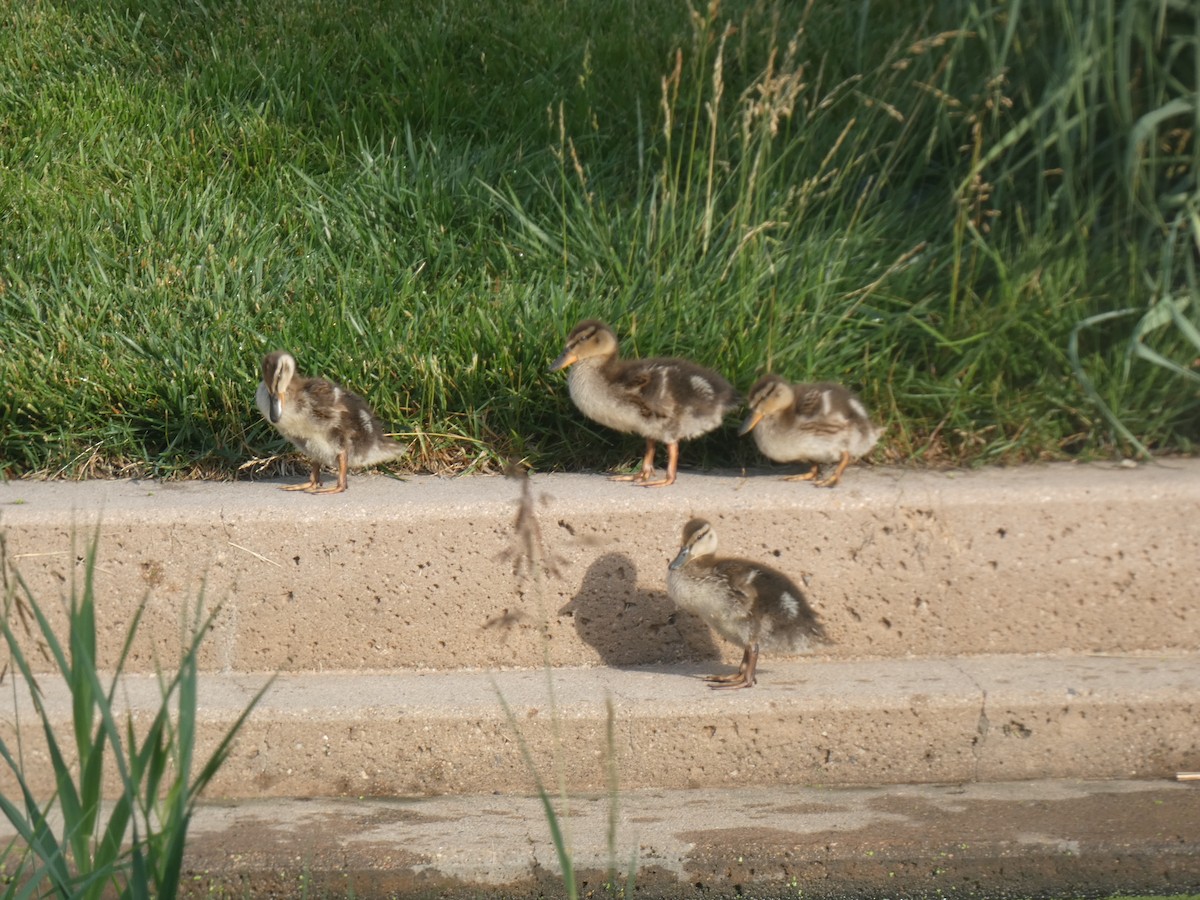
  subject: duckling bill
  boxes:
[255,350,406,494]
[740,375,880,487]
[550,319,738,487]
[667,518,827,689]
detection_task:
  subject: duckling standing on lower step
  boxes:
[667,518,828,689]
[255,350,407,494]
[739,375,881,488]
[550,320,738,487]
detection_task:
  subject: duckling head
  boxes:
[260,350,297,424]
[668,517,719,570]
[738,374,794,435]
[549,320,618,372]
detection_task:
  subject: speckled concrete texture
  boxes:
[2,463,1198,897]
[1,461,1197,674]
[2,655,1197,798]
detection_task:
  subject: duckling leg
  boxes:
[707,643,759,690]
[705,646,751,684]
[638,441,678,488]
[611,439,658,483]
[742,642,760,686]
[814,451,851,488]
[783,463,820,483]
[282,461,323,492]
[310,450,349,494]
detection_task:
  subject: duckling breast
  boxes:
[667,568,756,647]
[254,382,273,423]
[566,362,649,434]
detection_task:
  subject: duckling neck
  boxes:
[665,554,715,590]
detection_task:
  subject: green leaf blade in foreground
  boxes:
[0,532,272,898]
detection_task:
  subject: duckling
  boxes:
[549,320,738,487]
[667,518,827,689]
[739,374,880,488]
[255,350,406,494]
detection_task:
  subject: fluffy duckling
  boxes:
[255,350,406,494]
[667,518,828,689]
[550,320,738,487]
[739,375,880,488]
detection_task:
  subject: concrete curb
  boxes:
[2,462,1198,674]
[2,463,1198,897]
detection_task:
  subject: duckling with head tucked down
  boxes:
[739,375,880,488]
[255,350,406,494]
[667,518,828,689]
[550,320,738,487]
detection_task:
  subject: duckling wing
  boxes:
[332,390,405,465]
[715,559,826,641]
[296,377,340,410]
[792,383,879,457]
[795,383,876,425]
[608,361,673,421]
[614,358,737,421]
[291,379,403,465]
[710,560,766,611]
[289,378,353,433]
[791,384,844,422]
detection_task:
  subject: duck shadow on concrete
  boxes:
[559,552,721,667]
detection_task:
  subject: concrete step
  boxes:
[1,461,1198,674]
[3,654,1197,800]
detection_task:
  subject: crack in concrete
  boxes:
[948,660,989,782]
[210,507,239,673]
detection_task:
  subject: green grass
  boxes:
[1,0,1196,480]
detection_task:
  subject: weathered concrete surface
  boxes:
[1,461,1198,674]
[2,655,1197,799]
[167,779,1199,898]
[1,466,1198,898]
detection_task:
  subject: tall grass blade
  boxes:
[493,686,577,900]
[1069,308,1150,457]
[0,530,272,898]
